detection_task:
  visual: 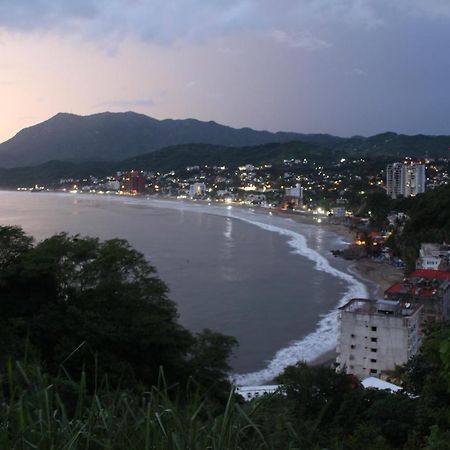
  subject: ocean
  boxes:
[0,191,368,384]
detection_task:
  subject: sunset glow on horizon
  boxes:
[1,0,450,143]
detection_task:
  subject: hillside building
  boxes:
[336,298,422,379]
[416,243,450,271]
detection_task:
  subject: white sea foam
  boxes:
[229,218,367,385]
[133,199,369,384]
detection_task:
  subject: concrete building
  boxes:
[385,269,450,323]
[416,243,450,271]
[284,183,303,207]
[403,162,426,197]
[386,162,426,199]
[189,182,206,198]
[336,298,422,379]
[386,162,404,199]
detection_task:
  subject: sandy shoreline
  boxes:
[263,208,404,368]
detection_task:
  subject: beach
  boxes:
[0,191,403,376]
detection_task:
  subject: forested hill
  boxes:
[0,141,336,187]
[388,184,450,267]
[121,141,334,171]
[0,112,308,167]
[327,131,450,159]
[1,111,449,168]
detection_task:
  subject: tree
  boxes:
[0,227,236,392]
[0,225,33,268]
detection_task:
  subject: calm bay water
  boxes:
[0,191,367,383]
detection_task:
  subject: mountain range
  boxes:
[0,112,323,168]
[0,111,449,169]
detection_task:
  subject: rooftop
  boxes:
[386,269,450,299]
[340,298,420,317]
[410,269,450,281]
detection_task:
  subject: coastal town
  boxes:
[3,0,450,445]
[18,152,450,390]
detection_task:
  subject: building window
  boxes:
[350,344,355,349]
[370,348,377,353]
[351,334,355,338]
[370,369,377,374]
[371,326,377,332]
[371,337,378,343]
[349,355,355,361]
[370,358,377,363]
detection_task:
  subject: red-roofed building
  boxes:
[385,269,450,323]
[410,269,450,281]
[123,171,146,194]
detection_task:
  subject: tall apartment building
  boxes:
[386,162,425,199]
[403,162,426,197]
[336,298,421,379]
[386,162,404,199]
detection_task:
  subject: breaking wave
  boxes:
[229,218,367,385]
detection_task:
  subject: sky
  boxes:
[1,0,450,142]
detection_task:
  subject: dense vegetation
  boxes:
[1,225,450,448]
[1,111,449,168]
[387,184,450,270]
[0,141,338,187]
[0,226,236,397]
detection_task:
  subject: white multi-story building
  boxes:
[386,162,404,199]
[189,182,206,198]
[386,162,425,199]
[336,298,422,379]
[403,162,426,197]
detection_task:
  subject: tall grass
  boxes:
[0,360,272,449]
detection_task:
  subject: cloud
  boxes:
[0,0,449,44]
[270,30,330,51]
[0,0,262,43]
